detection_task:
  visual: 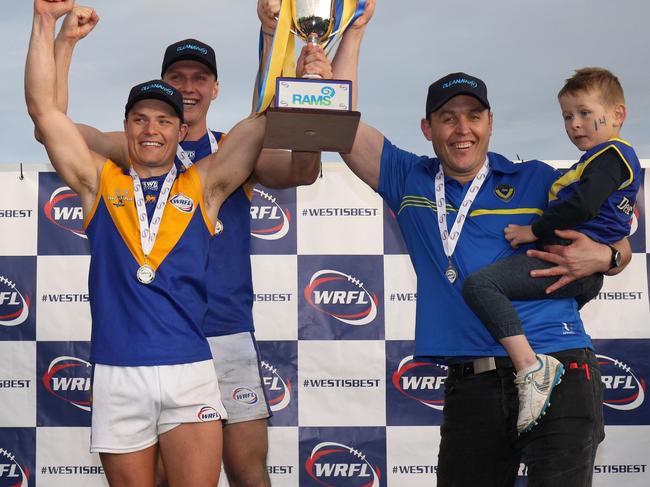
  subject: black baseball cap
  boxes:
[124,80,185,122]
[161,39,218,79]
[425,72,490,117]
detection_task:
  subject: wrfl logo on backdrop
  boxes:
[261,360,292,412]
[42,356,92,411]
[43,186,86,239]
[250,188,291,240]
[304,269,379,326]
[305,442,381,487]
[0,448,29,486]
[598,354,646,411]
[0,275,30,327]
[292,86,336,107]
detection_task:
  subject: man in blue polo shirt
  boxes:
[331,11,631,487]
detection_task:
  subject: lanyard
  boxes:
[130,164,178,284]
[175,130,224,235]
[434,160,489,283]
[175,130,219,169]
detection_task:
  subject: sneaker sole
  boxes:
[520,362,566,434]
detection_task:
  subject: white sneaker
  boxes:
[515,354,565,434]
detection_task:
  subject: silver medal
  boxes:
[137,264,155,284]
[214,218,224,236]
[445,265,458,284]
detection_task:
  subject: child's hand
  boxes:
[504,224,537,248]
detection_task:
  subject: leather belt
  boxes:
[447,356,513,378]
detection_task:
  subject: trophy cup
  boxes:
[262,0,361,152]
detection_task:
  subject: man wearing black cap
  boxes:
[49,3,329,486]
[26,2,269,486]
[330,11,631,486]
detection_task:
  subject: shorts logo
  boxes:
[305,441,381,486]
[197,406,221,421]
[232,387,259,405]
[0,447,29,486]
[42,356,92,411]
[494,184,515,202]
[43,186,86,239]
[251,189,291,241]
[391,356,446,411]
[261,360,292,412]
[169,193,194,213]
[598,354,646,411]
[304,269,378,326]
[0,275,30,327]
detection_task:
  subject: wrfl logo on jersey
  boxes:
[250,189,291,240]
[261,360,292,412]
[392,356,447,411]
[43,186,86,239]
[304,269,379,326]
[598,354,646,411]
[170,193,194,213]
[0,275,30,327]
[0,447,29,486]
[292,86,336,107]
[305,441,381,487]
[42,356,92,411]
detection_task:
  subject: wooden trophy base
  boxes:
[263,107,361,152]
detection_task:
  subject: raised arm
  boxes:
[332,0,383,191]
[51,5,128,165]
[249,0,321,189]
[196,115,267,225]
[26,0,104,212]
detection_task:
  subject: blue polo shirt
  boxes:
[378,138,593,359]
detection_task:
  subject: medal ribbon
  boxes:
[176,130,219,169]
[130,165,178,264]
[255,0,365,113]
[434,160,489,267]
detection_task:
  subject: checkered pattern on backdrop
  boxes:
[1,162,649,487]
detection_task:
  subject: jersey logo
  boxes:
[494,184,515,202]
[616,196,634,216]
[169,193,195,213]
[107,189,132,208]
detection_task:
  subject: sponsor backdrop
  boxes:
[1,161,649,487]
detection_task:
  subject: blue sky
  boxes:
[3,0,649,164]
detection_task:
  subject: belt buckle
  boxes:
[472,357,497,374]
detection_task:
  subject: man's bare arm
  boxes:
[250,0,321,190]
[331,0,383,190]
[26,0,103,211]
[197,115,267,225]
[51,6,128,165]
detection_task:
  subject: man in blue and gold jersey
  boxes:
[329,7,633,487]
[48,2,330,486]
[26,1,268,486]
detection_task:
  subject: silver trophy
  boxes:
[292,0,335,77]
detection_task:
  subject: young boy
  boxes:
[462,67,641,434]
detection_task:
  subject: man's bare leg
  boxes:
[223,419,271,487]
[100,443,158,487]
[159,421,222,487]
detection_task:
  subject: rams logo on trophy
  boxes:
[494,184,515,202]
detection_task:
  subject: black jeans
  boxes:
[462,254,604,339]
[437,348,605,487]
